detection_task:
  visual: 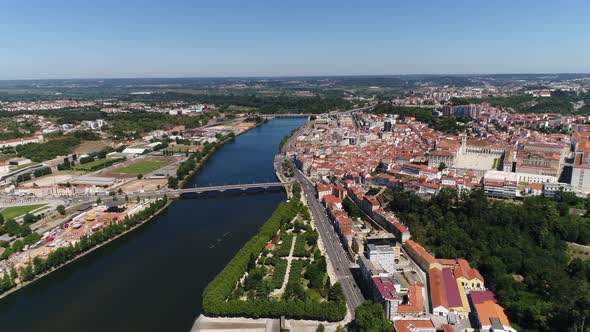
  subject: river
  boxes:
[0,118,306,332]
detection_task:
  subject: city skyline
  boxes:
[1,0,590,79]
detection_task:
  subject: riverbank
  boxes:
[0,198,171,301]
[0,118,308,332]
[179,119,267,189]
[0,119,266,301]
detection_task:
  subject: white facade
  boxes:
[517,173,557,184]
[432,305,449,317]
[572,166,590,194]
[367,244,396,274]
[0,134,43,148]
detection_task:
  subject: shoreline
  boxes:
[0,119,266,301]
[0,200,172,301]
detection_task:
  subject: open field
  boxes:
[11,162,40,171]
[115,160,169,175]
[167,145,199,153]
[1,204,46,220]
[74,140,108,155]
[21,171,83,187]
[568,242,590,261]
[116,179,168,193]
[226,105,258,112]
[74,158,124,171]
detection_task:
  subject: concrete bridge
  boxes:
[98,180,296,199]
[169,180,295,195]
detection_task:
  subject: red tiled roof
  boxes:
[454,258,484,282]
[469,290,497,305]
[442,268,462,308]
[429,267,448,309]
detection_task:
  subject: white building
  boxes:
[0,132,43,148]
[367,244,396,274]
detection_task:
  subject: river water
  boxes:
[0,118,306,332]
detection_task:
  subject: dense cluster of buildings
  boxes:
[314,179,517,331]
[289,106,590,331]
[289,105,590,200]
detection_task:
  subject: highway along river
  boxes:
[0,118,307,332]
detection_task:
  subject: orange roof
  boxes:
[454,258,484,283]
[429,267,448,309]
[527,183,543,190]
[474,300,512,329]
[398,284,424,314]
[323,195,342,205]
[436,258,457,267]
[406,240,436,265]
[316,183,332,192]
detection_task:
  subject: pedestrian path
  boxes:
[272,234,297,296]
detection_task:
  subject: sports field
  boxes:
[0,204,46,220]
[115,160,169,175]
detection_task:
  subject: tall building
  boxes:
[367,244,397,274]
[384,119,393,132]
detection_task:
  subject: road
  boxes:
[293,167,364,316]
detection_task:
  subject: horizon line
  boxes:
[1,72,590,82]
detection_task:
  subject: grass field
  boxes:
[75,158,122,171]
[74,140,108,154]
[568,242,590,261]
[0,204,46,220]
[115,160,169,175]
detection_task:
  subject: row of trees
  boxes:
[202,196,347,321]
[0,215,32,238]
[169,134,233,189]
[14,166,52,184]
[388,188,590,331]
[0,196,168,296]
[451,90,590,115]
[79,147,113,164]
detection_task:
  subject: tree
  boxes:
[328,283,345,303]
[353,301,393,332]
[96,197,102,205]
[23,213,36,224]
[0,213,4,225]
[56,205,66,215]
[316,324,325,332]
[168,176,179,189]
[247,253,257,271]
[137,174,143,180]
[438,162,447,171]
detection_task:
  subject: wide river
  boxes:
[0,118,306,332]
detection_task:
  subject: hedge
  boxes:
[293,234,311,257]
[202,198,346,321]
[275,233,294,257]
[269,259,288,289]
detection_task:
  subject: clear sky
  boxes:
[1,0,589,79]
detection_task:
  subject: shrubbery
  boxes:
[202,198,346,321]
[0,197,168,296]
[16,137,80,162]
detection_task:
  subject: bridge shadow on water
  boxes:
[178,186,285,199]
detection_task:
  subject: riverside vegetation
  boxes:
[0,196,169,297]
[202,185,347,321]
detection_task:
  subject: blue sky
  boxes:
[0,0,589,79]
